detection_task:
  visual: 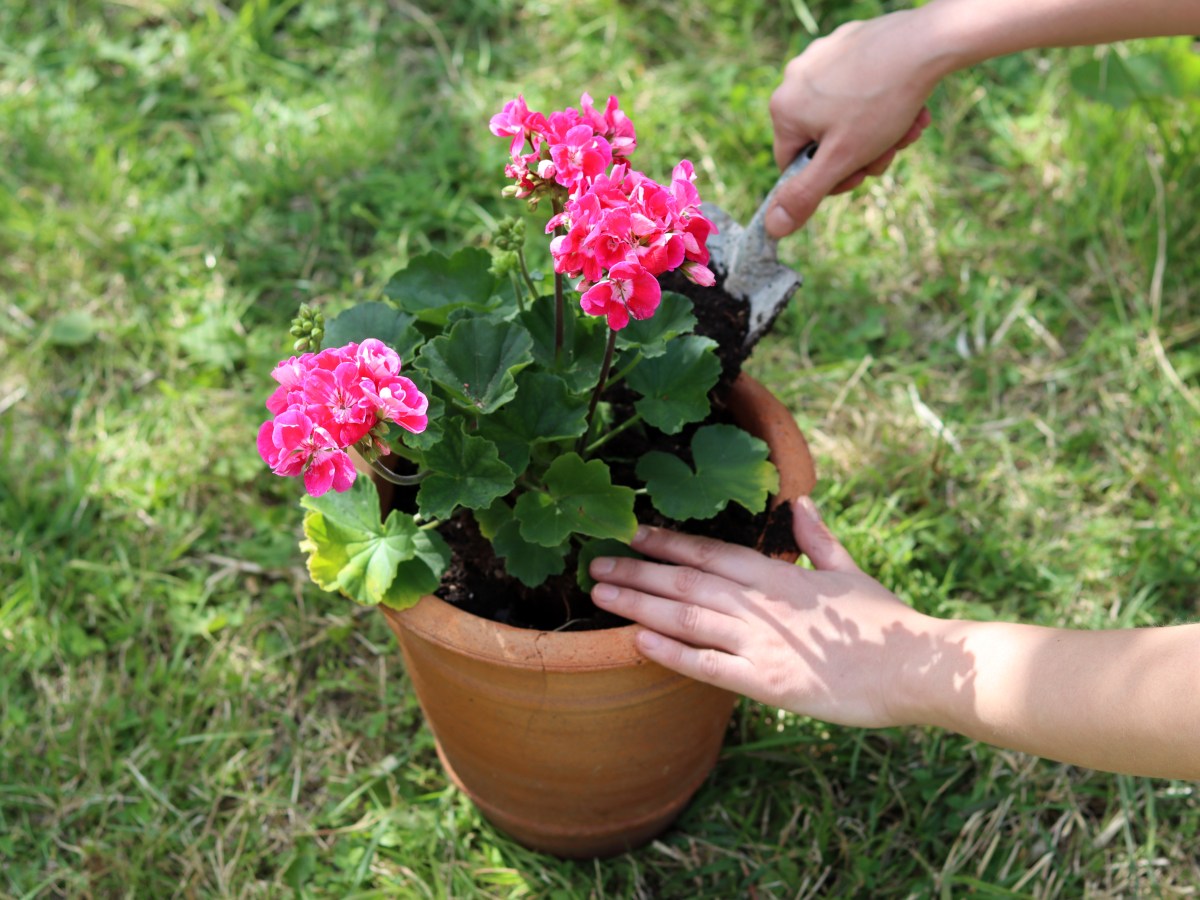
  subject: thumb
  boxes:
[792,497,860,573]
[764,150,851,238]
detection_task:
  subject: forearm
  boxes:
[913,0,1200,76]
[900,618,1200,779]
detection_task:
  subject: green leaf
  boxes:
[385,533,452,608]
[519,299,608,390]
[324,302,424,361]
[625,335,721,434]
[477,371,590,476]
[297,473,388,533]
[299,477,450,609]
[473,498,512,540]
[417,420,515,519]
[493,519,569,586]
[418,316,533,414]
[383,248,499,326]
[576,538,642,592]
[473,500,567,587]
[519,294,569,364]
[616,291,697,358]
[513,453,637,546]
[636,424,779,521]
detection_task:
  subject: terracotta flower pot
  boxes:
[380,372,816,858]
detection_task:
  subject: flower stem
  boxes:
[509,271,526,313]
[553,272,565,366]
[552,198,565,365]
[607,351,643,389]
[367,456,431,486]
[585,410,643,456]
[516,248,538,303]
[578,329,618,455]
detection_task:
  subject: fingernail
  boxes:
[630,526,649,547]
[637,631,662,651]
[794,496,820,520]
[593,583,618,603]
[591,557,615,575]
[766,205,795,238]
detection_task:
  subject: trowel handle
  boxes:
[746,142,819,242]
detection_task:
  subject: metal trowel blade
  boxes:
[701,145,815,349]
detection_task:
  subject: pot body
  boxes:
[380,372,815,858]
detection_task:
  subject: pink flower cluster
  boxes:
[490,93,636,199]
[257,339,428,497]
[490,93,716,331]
[549,160,716,329]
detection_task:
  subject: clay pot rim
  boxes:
[382,596,643,671]
[382,371,815,673]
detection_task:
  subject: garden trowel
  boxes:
[700,143,816,350]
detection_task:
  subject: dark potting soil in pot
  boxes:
[416,273,800,632]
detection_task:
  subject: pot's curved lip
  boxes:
[382,596,645,671]
[382,372,816,672]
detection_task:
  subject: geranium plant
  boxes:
[258,93,780,617]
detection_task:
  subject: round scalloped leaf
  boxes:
[299,478,449,609]
[513,453,637,547]
[383,248,499,326]
[625,335,720,434]
[418,316,533,415]
[636,424,779,520]
[416,420,516,520]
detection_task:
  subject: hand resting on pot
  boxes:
[589,498,1200,780]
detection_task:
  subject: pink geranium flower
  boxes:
[266,353,315,415]
[257,409,357,497]
[303,361,375,448]
[580,93,636,160]
[489,95,545,156]
[356,338,402,380]
[579,260,661,330]
[494,93,715,328]
[548,124,612,195]
[365,375,429,434]
[259,339,429,496]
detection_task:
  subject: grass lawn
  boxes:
[2,1,1198,896]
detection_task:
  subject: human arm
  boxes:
[767,0,1200,236]
[589,498,1200,780]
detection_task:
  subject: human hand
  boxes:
[766,10,943,237]
[589,497,940,729]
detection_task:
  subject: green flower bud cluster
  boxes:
[490,218,527,278]
[489,249,519,278]
[493,217,526,251]
[289,304,325,353]
[354,420,392,465]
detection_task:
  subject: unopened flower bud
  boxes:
[495,217,525,250]
[288,303,325,353]
[489,249,519,278]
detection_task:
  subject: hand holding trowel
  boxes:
[700,143,817,350]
